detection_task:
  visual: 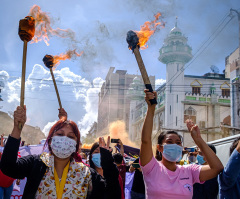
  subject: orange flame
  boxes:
[136,13,164,49]
[29,5,75,46]
[81,143,92,149]
[53,49,83,69]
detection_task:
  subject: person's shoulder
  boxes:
[181,163,201,172]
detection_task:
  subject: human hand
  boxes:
[58,108,67,120]
[144,89,157,107]
[118,139,123,146]
[186,119,201,141]
[13,106,27,132]
[99,136,112,152]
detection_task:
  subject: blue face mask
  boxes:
[176,154,182,162]
[162,144,183,162]
[197,154,206,165]
[92,153,101,168]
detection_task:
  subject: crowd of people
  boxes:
[0,89,239,199]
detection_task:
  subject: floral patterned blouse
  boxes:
[35,152,91,199]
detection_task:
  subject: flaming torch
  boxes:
[126,13,164,105]
[18,16,35,129]
[42,50,83,109]
[43,55,62,109]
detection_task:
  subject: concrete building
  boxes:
[128,22,231,147]
[85,122,97,142]
[97,67,155,137]
[226,47,240,131]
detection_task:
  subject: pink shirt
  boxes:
[141,157,203,199]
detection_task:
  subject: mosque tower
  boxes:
[159,19,192,129]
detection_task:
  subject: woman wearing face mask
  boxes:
[88,138,121,199]
[140,90,224,199]
[0,106,107,199]
[188,151,198,164]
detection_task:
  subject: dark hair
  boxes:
[230,136,240,156]
[157,131,183,161]
[113,153,123,164]
[89,142,99,169]
[155,148,161,161]
[158,131,183,145]
[44,119,81,160]
[207,143,216,154]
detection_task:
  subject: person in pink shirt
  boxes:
[140,89,224,199]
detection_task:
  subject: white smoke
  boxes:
[155,79,166,88]
[0,65,104,137]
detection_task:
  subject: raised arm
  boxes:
[140,90,157,166]
[99,137,121,199]
[186,120,224,182]
[0,106,36,179]
[118,139,124,156]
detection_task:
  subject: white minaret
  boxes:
[159,19,192,129]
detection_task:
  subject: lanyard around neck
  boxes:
[54,162,70,199]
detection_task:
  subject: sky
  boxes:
[0,0,239,138]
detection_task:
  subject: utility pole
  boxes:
[230,8,240,129]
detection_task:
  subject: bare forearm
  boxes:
[140,106,155,166]
[141,106,155,143]
[10,127,21,140]
[195,138,223,171]
[120,145,124,156]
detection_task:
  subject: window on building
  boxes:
[176,117,177,126]
[170,84,172,93]
[177,95,178,103]
[184,106,196,123]
[222,89,230,97]
[192,87,201,95]
[170,105,171,115]
[177,64,179,71]
[119,79,125,85]
[119,89,124,95]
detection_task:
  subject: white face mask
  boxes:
[51,136,77,159]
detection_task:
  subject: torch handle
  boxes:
[50,68,62,109]
[133,48,157,105]
[19,40,28,130]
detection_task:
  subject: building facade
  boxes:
[97,67,155,137]
[128,23,231,147]
[226,48,240,130]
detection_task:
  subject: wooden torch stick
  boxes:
[126,30,157,105]
[50,68,62,109]
[133,47,157,105]
[19,40,28,129]
[18,16,35,130]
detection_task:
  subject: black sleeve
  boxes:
[88,168,106,199]
[0,135,37,179]
[100,147,121,199]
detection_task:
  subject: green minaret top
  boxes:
[158,20,192,64]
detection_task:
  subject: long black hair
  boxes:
[89,142,99,169]
[156,131,183,161]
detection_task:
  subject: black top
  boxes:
[0,136,121,199]
[131,158,145,194]
[193,177,218,199]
